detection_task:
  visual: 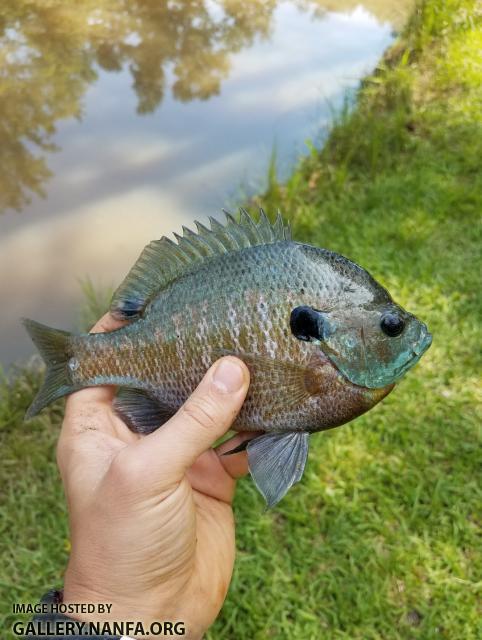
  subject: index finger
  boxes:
[65,312,127,414]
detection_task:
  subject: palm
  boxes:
[60,401,241,628]
[59,313,250,636]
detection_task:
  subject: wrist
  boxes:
[63,560,163,623]
[63,581,203,640]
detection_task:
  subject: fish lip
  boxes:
[394,331,432,377]
[410,331,432,360]
[417,330,433,355]
[393,356,416,377]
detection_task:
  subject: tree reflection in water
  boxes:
[0,0,411,212]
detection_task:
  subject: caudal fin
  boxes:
[22,319,75,419]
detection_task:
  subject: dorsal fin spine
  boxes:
[239,208,261,243]
[183,227,214,257]
[273,211,283,237]
[224,211,252,249]
[194,221,228,253]
[174,232,205,261]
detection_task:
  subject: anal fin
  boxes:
[114,388,175,434]
[246,431,309,508]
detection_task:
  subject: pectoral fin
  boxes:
[212,349,312,410]
[246,431,309,508]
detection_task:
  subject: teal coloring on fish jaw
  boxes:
[344,335,358,349]
[321,316,432,388]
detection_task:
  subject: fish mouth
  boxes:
[415,329,432,356]
[394,329,432,377]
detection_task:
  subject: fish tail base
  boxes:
[22,319,75,419]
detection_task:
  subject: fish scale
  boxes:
[23,210,431,506]
[66,242,389,431]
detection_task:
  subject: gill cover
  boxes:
[290,304,431,389]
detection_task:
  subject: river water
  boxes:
[0,0,413,364]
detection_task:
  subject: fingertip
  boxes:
[211,356,250,395]
[215,431,258,480]
[89,312,127,335]
[219,450,249,479]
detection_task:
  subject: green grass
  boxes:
[1,0,481,638]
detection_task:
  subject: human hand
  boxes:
[57,313,251,639]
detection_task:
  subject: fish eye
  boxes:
[380,312,405,337]
[290,306,324,342]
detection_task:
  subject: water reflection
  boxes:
[1,0,275,211]
[0,0,413,363]
[1,0,412,213]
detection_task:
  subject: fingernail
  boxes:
[212,358,245,394]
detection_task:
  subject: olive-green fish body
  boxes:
[24,210,431,506]
[67,241,390,433]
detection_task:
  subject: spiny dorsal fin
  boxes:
[111,208,291,320]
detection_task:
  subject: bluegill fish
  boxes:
[24,210,432,506]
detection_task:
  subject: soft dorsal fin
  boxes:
[111,208,291,320]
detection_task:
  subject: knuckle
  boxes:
[182,395,219,432]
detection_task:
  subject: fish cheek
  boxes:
[324,332,365,379]
[303,351,395,430]
[327,379,393,428]
[321,317,395,387]
[303,355,333,396]
[363,382,395,408]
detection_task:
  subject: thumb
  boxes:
[137,356,250,481]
